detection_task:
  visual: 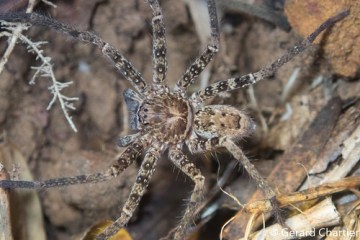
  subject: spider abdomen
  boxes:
[194,105,255,139]
[138,93,192,143]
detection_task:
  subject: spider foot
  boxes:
[269,196,292,231]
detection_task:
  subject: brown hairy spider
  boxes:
[0,0,348,239]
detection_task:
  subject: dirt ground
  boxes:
[0,0,359,240]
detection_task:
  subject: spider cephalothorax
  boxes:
[0,0,348,239]
[136,91,192,144]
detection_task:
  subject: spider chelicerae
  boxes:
[0,0,348,239]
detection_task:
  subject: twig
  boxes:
[0,163,13,240]
[0,22,78,131]
[241,198,341,240]
[0,0,38,75]
[41,0,57,8]
[244,176,360,213]
[0,0,79,131]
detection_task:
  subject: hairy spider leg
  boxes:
[221,137,292,225]
[220,138,274,197]
[174,0,220,93]
[187,135,274,195]
[190,9,349,103]
[0,12,148,94]
[168,148,205,239]
[148,0,168,87]
[187,135,291,225]
[96,147,160,240]
[0,140,144,189]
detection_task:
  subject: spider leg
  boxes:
[0,140,144,189]
[0,12,148,94]
[188,136,289,224]
[220,137,292,226]
[188,136,274,197]
[168,148,205,239]
[219,137,275,198]
[95,147,160,240]
[190,9,349,103]
[147,0,168,87]
[117,133,141,147]
[174,0,219,93]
